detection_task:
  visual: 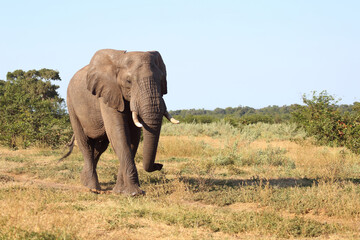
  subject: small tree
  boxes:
[292,91,360,153]
[0,69,71,148]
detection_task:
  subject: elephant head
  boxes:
[85,49,178,172]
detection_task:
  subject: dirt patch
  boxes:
[0,171,84,191]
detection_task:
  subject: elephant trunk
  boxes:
[131,92,165,172]
[141,117,163,172]
[131,106,179,172]
[130,74,178,172]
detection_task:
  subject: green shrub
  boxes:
[0,69,71,149]
[213,141,239,166]
[292,91,360,153]
[241,146,295,168]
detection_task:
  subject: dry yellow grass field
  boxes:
[0,122,359,239]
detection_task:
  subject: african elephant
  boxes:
[62,49,178,196]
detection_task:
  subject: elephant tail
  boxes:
[58,134,76,162]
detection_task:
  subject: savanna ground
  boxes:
[0,122,359,239]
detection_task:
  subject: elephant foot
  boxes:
[81,171,101,190]
[112,184,145,196]
[144,163,163,172]
[154,163,163,171]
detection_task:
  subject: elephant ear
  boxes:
[150,51,167,95]
[86,61,125,112]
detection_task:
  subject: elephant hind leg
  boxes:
[87,138,109,190]
[68,108,101,190]
[79,138,109,191]
[78,139,103,191]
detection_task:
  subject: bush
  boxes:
[241,146,295,168]
[292,91,360,153]
[0,69,71,148]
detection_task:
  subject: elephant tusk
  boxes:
[164,111,180,124]
[132,112,143,128]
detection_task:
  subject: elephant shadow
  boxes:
[177,176,360,189]
[99,176,360,192]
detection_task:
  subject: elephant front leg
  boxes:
[113,120,144,196]
[100,103,144,196]
[112,150,144,196]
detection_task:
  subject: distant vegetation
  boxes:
[0,69,359,154]
[169,104,294,125]
[169,99,356,126]
[169,91,360,154]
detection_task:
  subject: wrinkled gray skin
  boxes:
[66,49,173,196]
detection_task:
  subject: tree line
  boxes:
[0,69,359,153]
[169,102,356,126]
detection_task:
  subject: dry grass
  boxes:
[0,122,360,239]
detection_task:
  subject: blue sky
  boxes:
[1,1,359,110]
